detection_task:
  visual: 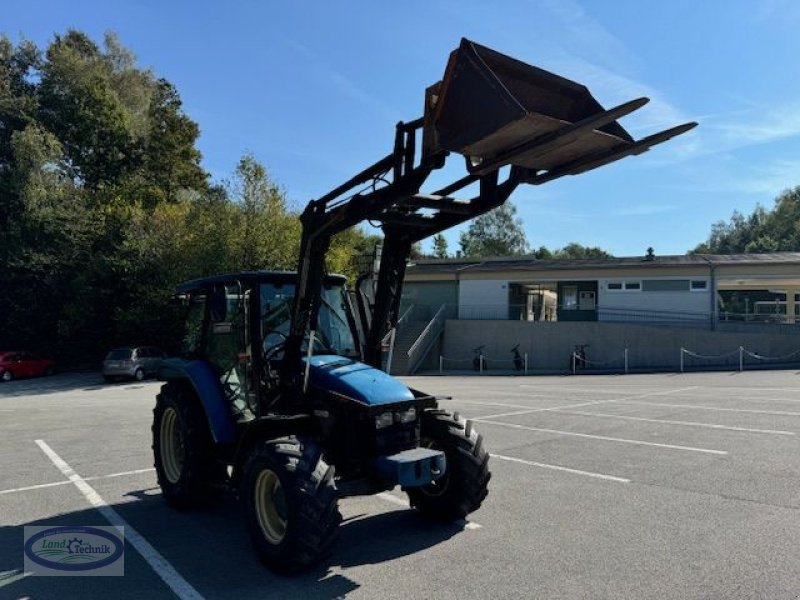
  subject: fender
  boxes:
[158,358,236,444]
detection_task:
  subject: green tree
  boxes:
[38,30,137,187]
[227,153,300,271]
[459,202,529,257]
[694,187,800,254]
[431,233,449,258]
[552,242,612,259]
[143,79,206,203]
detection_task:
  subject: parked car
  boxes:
[0,351,56,382]
[102,346,165,382]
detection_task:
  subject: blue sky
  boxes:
[5,0,800,256]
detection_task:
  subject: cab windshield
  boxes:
[260,282,358,358]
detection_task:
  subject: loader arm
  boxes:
[282,38,696,391]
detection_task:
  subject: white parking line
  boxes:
[0,468,156,496]
[474,420,728,455]
[452,387,699,421]
[375,492,482,530]
[0,570,30,589]
[616,400,800,417]
[35,440,204,600]
[551,410,796,436]
[472,399,618,420]
[85,468,155,482]
[492,453,630,483]
[0,480,72,495]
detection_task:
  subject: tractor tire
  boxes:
[242,436,340,574]
[152,381,224,509]
[405,410,491,520]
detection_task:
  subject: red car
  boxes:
[0,351,56,382]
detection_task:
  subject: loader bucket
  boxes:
[426,38,696,179]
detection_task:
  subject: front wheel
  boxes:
[134,368,145,381]
[405,410,491,520]
[1,370,12,382]
[242,436,340,573]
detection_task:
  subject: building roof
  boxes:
[406,252,800,275]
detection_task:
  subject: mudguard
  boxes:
[158,358,236,444]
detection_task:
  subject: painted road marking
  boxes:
[551,410,796,436]
[474,420,728,455]
[616,400,800,417]
[35,440,204,600]
[492,453,630,483]
[375,492,482,530]
[0,468,156,496]
[0,570,30,590]
[451,387,699,420]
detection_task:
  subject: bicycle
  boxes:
[571,344,589,373]
[510,344,524,372]
[472,345,486,371]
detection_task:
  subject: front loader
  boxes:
[152,38,696,572]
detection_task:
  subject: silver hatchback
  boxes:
[102,346,165,382]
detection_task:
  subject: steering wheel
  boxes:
[262,330,328,363]
[263,330,288,362]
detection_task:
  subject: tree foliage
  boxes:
[459,202,529,257]
[431,233,449,258]
[0,30,378,366]
[537,242,613,259]
[694,187,800,254]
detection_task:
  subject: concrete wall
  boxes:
[440,319,800,372]
[458,280,509,319]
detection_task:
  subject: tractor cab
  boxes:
[171,271,360,422]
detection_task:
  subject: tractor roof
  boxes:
[176,271,347,294]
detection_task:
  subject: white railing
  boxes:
[406,304,447,374]
[680,345,800,372]
[383,304,416,374]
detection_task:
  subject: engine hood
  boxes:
[305,355,414,406]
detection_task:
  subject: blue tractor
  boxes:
[152,39,695,572]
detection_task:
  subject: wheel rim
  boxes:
[254,469,287,545]
[1,371,11,382]
[159,407,184,484]
[135,369,144,381]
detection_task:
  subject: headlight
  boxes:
[396,407,416,424]
[375,412,394,429]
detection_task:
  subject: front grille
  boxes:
[375,422,418,455]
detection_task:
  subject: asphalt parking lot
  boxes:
[3,370,800,599]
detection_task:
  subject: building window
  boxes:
[563,285,578,309]
[642,279,689,292]
[691,280,707,291]
[607,281,641,292]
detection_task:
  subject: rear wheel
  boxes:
[242,436,340,573]
[152,382,224,508]
[44,367,54,376]
[405,410,491,520]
